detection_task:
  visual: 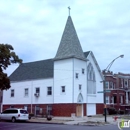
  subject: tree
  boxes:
[0,44,22,90]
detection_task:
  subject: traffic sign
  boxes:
[97,90,111,93]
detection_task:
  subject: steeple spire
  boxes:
[54,15,86,61]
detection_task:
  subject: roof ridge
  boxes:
[22,58,53,64]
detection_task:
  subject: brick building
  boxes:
[103,71,130,111]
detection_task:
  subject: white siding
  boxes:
[3,78,53,105]
[73,59,87,103]
[54,59,73,103]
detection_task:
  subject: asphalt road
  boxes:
[0,121,127,130]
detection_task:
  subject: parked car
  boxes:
[0,108,29,122]
[103,107,117,115]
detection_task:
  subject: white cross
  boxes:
[68,6,71,16]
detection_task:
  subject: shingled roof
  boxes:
[9,52,90,82]
[9,59,54,82]
[54,16,86,61]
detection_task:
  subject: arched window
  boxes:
[87,63,96,94]
[77,93,83,103]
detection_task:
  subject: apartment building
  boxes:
[103,71,130,111]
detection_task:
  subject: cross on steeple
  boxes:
[68,6,71,16]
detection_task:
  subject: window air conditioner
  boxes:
[34,93,39,97]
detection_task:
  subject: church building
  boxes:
[2,14,104,117]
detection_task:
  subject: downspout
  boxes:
[73,58,74,103]
[31,81,33,113]
[1,90,3,112]
[86,61,88,116]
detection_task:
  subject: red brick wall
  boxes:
[3,103,87,117]
[52,103,77,117]
[96,104,104,114]
[83,104,86,116]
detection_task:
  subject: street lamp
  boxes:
[103,54,124,122]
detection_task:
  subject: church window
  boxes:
[11,89,14,97]
[76,73,79,79]
[87,63,96,94]
[61,86,65,93]
[36,87,40,94]
[24,88,29,97]
[82,69,85,74]
[47,87,52,95]
[79,84,82,90]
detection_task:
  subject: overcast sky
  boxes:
[0,0,130,76]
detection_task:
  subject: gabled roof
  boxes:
[54,16,86,61]
[9,52,90,82]
[9,59,54,82]
[84,51,90,58]
[88,51,103,80]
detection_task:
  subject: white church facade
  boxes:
[2,16,104,117]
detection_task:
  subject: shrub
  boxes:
[47,115,52,121]
[118,110,125,115]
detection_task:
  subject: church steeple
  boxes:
[54,13,86,61]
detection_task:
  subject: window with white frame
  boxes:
[79,84,82,90]
[111,96,114,104]
[76,73,79,79]
[105,82,109,89]
[87,63,96,94]
[82,68,85,74]
[93,72,95,81]
[124,79,128,88]
[121,79,123,88]
[36,87,40,94]
[106,96,110,104]
[61,86,65,93]
[11,89,14,97]
[109,82,113,89]
[24,88,29,96]
[113,83,115,89]
[120,95,123,104]
[129,80,130,88]
[47,87,52,95]
[128,80,130,87]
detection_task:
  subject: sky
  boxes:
[0,0,130,76]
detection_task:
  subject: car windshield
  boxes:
[20,110,28,114]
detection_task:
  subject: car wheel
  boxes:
[12,117,16,123]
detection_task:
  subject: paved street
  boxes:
[0,122,126,130]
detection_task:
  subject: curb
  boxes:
[27,120,65,125]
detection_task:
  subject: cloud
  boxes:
[0,0,130,76]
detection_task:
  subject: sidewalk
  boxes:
[28,115,128,126]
